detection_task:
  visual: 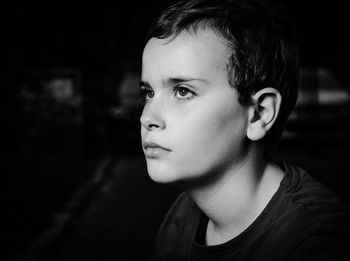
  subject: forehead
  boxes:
[142,29,230,81]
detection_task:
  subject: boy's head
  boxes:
[146,0,299,156]
[140,0,299,185]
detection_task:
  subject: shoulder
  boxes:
[276,164,350,260]
[281,164,350,229]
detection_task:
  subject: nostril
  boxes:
[148,123,160,129]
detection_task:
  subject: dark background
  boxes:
[1,1,350,261]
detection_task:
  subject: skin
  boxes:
[140,29,284,245]
[140,30,249,186]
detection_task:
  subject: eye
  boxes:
[174,85,196,99]
[139,88,154,102]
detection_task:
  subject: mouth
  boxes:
[143,141,170,151]
[143,141,171,158]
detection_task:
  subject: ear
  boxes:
[246,88,282,141]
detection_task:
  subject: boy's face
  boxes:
[140,29,249,186]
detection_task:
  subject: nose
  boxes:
[140,101,166,131]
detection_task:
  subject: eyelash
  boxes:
[139,85,196,102]
[139,88,154,102]
[173,85,196,99]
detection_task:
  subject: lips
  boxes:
[143,141,171,158]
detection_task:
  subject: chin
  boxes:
[146,161,184,184]
[146,162,209,190]
[147,167,176,184]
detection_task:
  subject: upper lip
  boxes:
[143,141,171,151]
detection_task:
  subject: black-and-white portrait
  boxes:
[2,1,350,260]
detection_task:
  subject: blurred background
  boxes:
[1,1,350,260]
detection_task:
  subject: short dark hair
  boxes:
[146,0,299,157]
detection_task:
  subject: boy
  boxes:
[139,0,350,260]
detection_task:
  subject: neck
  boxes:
[186,147,284,245]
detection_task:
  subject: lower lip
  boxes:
[144,147,170,158]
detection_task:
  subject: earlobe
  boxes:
[246,88,282,141]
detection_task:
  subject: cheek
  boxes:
[140,125,146,140]
[174,101,247,160]
[143,100,247,184]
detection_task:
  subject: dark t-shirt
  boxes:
[152,164,350,260]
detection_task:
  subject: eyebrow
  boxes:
[139,81,150,88]
[139,77,209,88]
